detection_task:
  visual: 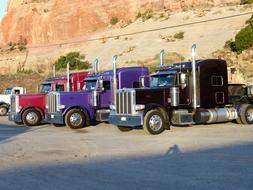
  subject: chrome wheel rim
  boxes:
[246,108,253,122]
[0,107,7,115]
[26,112,38,124]
[149,115,162,132]
[70,113,82,127]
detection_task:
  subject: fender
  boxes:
[63,106,91,125]
[0,102,10,108]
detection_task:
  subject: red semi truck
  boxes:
[9,72,89,126]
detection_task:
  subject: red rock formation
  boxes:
[1,0,239,45]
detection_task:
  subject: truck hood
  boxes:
[135,87,170,106]
[58,91,91,108]
[19,93,46,108]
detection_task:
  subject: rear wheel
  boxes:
[143,109,166,135]
[0,106,8,116]
[65,109,86,129]
[239,104,253,125]
[117,126,132,132]
[22,109,42,126]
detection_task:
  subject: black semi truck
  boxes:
[109,44,253,135]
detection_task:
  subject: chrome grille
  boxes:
[46,93,59,113]
[116,89,136,115]
[10,95,16,112]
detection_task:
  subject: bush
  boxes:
[54,52,90,71]
[110,17,119,25]
[234,25,253,53]
[241,0,253,4]
[174,32,185,39]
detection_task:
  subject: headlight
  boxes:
[110,105,116,110]
[135,104,145,111]
[45,105,49,109]
[57,105,65,110]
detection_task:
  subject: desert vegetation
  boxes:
[54,52,90,71]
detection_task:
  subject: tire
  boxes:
[65,109,86,129]
[117,126,132,132]
[238,104,253,125]
[143,109,166,135]
[22,109,42,126]
[0,106,8,116]
[53,123,65,127]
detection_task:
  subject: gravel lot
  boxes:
[0,116,253,190]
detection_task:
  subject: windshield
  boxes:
[4,88,12,94]
[84,80,97,91]
[40,84,52,93]
[151,75,175,87]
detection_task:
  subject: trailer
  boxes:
[109,45,253,135]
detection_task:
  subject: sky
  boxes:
[0,0,8,21]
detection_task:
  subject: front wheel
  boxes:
[0,106,8,116]
[22,109,42,126]
[65,109,86,129]
[143,109,166,135]
[239,104,253,125]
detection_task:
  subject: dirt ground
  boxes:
[0,116,253,190]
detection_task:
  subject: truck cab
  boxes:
[109,45,253,135]
[8,72,89,126]
[45,57,149,129]
[0,87,26,116]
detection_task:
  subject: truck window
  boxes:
[151,75,175,87]
[40,84,52,93]
[14,90,20,94]
[55,84,65,92]
[84,80,97,91]
[211,76,223,86]
[103,81,111,90]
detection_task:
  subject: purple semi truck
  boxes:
[45,56,149,129]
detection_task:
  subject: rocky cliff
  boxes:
[1,0,239,45]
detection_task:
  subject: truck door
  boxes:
[179,73,191,106]
[99,81,111,108]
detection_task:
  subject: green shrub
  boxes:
[18,44,27,51]
[241,0,253,4]
[174,32,185,39]
[110,17,119,25]
[234,25,253,53]
[54,52,90,71]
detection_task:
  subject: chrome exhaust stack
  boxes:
[160,49,165,66]
[191,44,197,110]
[53,65,56,78]
[67,62,70,92]
[93,59,99,73]
[113,55,118,106]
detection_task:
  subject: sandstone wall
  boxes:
[1,0,240,45]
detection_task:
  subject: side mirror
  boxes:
[140,76,150,88]
[180,73,187,88]
[247,85,253,97]
[97,78,104,91]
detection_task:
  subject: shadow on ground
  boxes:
[0,143,252,190]
[0,121,46,143]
